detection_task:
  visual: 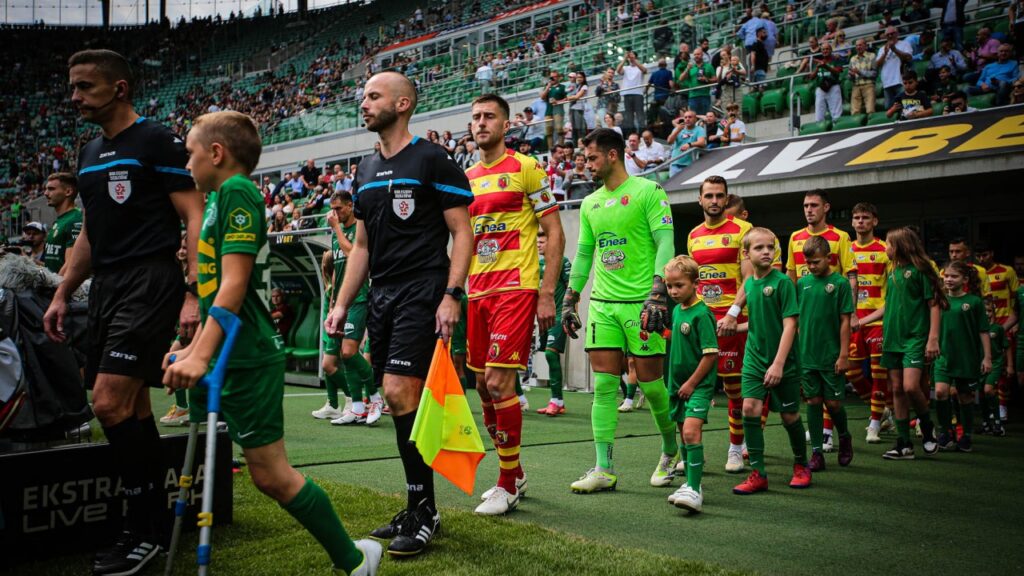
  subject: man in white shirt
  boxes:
[623,132,647,176]
[522,107,546,152]
[615,50,648,137]
[476,60,494,91]
[876,27,914,109]
[636,130,667,166]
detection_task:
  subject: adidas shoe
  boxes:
[331,409,367,425]
[474,486,520,515]
[882,439,915,460]
[481,473,527,501]
[347,539,383,576]
[865,425,882,444]
[369,508,411,541]
[312,401,344,420]
[617,399,634,412]
[159,404,190,426]
[732,470,768,495]
[650,453,677,487]
[366,400,384,426]
[672,485,703,513]
[92,531,161,576]
[570,469,618,493]
[821,434,835,453]
[724,450,745,473]
[789,464,812,489]
[387,499,440,557]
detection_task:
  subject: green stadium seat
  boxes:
[969,93,996,109]
[800,120,831,135]
[791,84,813,113]
[759,88,788,117]
[913,61,929,80]
[287,302,322,360]
[742,92,761,121]
[832,114,867,130]
[932,102,946,116]
[867,111,897,125]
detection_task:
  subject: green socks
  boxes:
[685,443,703,490]
[625,383,638,400]
[830,404,850,438]
[545,350,563,400]
[592,372,620,471]
[637,378,678,456]
[742,416,765,475]
[895,417,912,442]
[936,398,953,432]
[806,403,824,451]
[324,368,348,409]
[783,417,808,466]
[174,389,189,410]
[282,478,362,572]
[343,354,375,400]
[959,401,974,437]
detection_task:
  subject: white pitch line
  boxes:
[284,392,326,398]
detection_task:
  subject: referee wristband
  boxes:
[727,305,742,319]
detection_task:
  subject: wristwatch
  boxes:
[445,286,465,300]
[186,281,198,297]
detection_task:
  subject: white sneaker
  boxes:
[570,468,618,493]
[474,486,520,515]
[822,434,835,453]
[520,398,530,413]
[634,390,645,409]
[481,473,527,501]
[805,429,811,443]
[865,426,881,444]
[725,450,745,473]
[650,453,677,487]
[312,401,344,420]
[672,485,703,513]
[667,482,689,505]
[617,399,634,413]
[914,421,923,438]
[330,409,366,425]
[674,458,686,475]
[366,400,383,425]
[348,539,383,576]
[160,405,190,426]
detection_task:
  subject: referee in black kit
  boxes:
[43,50,204,576]
[326,70,474,558]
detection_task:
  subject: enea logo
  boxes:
[597,232,627,249]
[699,265,727,281]
[473,216,507,235]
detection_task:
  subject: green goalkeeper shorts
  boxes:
[584,300,665,357]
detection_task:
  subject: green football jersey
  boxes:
[1017,287,1024,353]
[331,220,369,305]
[989,321,1008,369]
[935,293,986,379]
[198,174,284,369]
[577,177,673,302]
[43,207,82,273]
[742,269,800,378]
[668,300,719,388]
[882,264,935,354]
[540,255,571,315]
[797,271,854,370]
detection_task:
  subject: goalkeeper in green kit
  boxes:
[562,128,679,493]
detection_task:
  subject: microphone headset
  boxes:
[83,85,124,113]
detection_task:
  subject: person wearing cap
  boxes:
[21,221,47,265]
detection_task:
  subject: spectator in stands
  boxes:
[595,68,621,119]
[680,15,696,48]
[703,110,726,149]
[711,43,732,69]
[567,72,590,146]
[563,152,595,200]
[1012,78,1024,105]
[760,11,779,58]
[877,26,914,108]
[270,288,295,337]
[939,0,968,50]
[749,27,771,84]
[969,27,1002,72]
[21,221,46,265]
[738,10,767,54]
[542,27,558,54]
[333,165,352,192]
[931,65,959,103]
[929,35,968,84]
[813,43,844,122]
[888,70,933,119]
[475,57,494,91]
[653,19,675,56]
[541,70,567,150]
[717,53,747,113]
[269,209,290,233]
[617,50,648,137]
[285,171,304,197]
[833,30,852,63]
[604,113,622,135]
[943,90,977,114]
[667,110,706,178]
[901,0,931,32]
[905,28,935,62]
[849,38,878,115]
[517,140,535,159]
[724,102,747,145]
[679,48,716,115]
[968,44,1020,105]
[624,132,646,176]
[638,130,667,166]
[822,19,841,44]
[648,58,675,124]
[299,159,319,195]
[522,107,546,151]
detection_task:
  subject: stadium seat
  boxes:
[759,88,788,117]
[932,102,946,116]
[969,93,996,109]
[832,114,867,130]
[913,61,929,80]
[867,112,897,125]
[742,92,761,121]
[800,120,831,135]
[287,302,322,361]
[791,84,813,113]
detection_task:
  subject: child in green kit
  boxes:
[983,300,1010,436]
[797,236,855,471]
[732,228,811,495]
[161,111,381,575]
[934,260,991,452]
[663,256,719,513]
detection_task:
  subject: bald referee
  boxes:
[43,49,203,576]
[326,71,474,557]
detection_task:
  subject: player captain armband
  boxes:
[727,305,742,319]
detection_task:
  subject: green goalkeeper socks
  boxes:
[592,372,620,471]
[637,378,678,456]
[174,389,189,410]
[282,478,362,572]
[742,416,765,475]
[806,403,824,451]
[545,350,563,400]
[685,443,703,491]
[783,416,808,466]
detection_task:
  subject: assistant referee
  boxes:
[43,49,204,576]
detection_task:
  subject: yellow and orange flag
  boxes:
[410,339,485,495]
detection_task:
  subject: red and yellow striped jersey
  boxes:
[466,150,558,298]
[687,216,752,314]
[852,238,889,326]
[786,225,856,279]
[986,263,1019,323]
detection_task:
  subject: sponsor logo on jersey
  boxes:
[661,216,673,224]
[376,170,393,177]
[490,332,509,342]
[510,351,520,362]
[597,232,627,248]
[699,265,727,281]
[601,249,626,270]
[476,238,500,263]
[473,216,508,235]
[99,151,116,159]
[605,198,616,207]
[701,284,723,303]
[681,322,691,335]
[858,289,869,302]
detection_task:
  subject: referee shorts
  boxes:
[367,274,446,384]
[86,258,183,388]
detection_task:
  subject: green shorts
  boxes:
[668,381,714,423]
[344,300,368,342]
[189,360,285,449]
[544,324,566,353]
[984,363,1005,386]
[451,317,467,356]
[741,366,802,413]
[584,300,665,356]
[802,368,845,401]
[881,348,926,370]
[935,376,979,393]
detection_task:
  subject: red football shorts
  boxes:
[467,290,538,373]
[850,323,884,360]
[713,310,746,377]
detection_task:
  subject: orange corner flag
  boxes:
[410,339,485,495]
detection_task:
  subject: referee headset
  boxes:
[73,80,128,170]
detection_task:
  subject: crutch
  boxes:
[164,306,242,576]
